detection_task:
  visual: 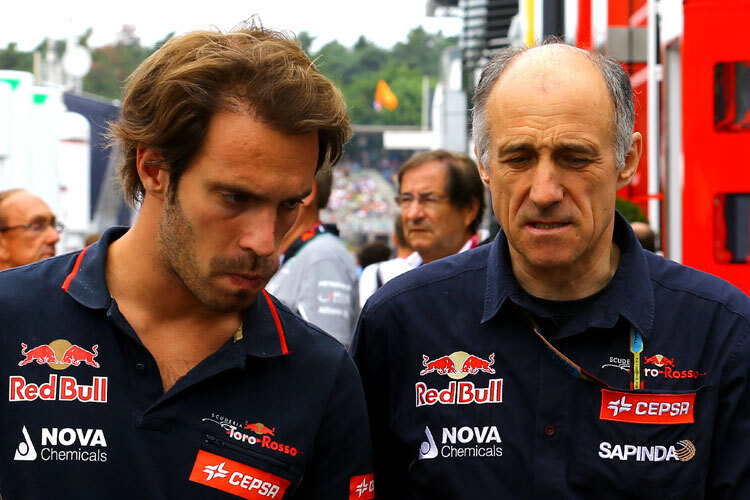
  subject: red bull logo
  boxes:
[244,422,275,436]
[415,379,503,406]
[18,340,100,370]
[9,374,108,403]
[420,352,495,380]
[643,354,675,367]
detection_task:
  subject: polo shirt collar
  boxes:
[481,211,655,339]
[62,226,125,310]
[62,226,291,358]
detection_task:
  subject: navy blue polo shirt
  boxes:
[0,227,374,500]
[352,212,750,499]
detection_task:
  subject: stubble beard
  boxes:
[156,194,275,313]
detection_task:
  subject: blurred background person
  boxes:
[631,221,657,253]
[267,167,359,348]
[359,150,486,306]
[0,189,62,270]
[357,240,392,271]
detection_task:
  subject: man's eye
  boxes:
[281,199,302,210]
[567,157,590,166]
[222,193,250,205]
[505,156,527,165]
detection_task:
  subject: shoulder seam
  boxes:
[365,259,488,314]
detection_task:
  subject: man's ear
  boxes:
[300,179,318,208]
[475,146,491,188]
[136,146,170,201]
[463,197,481,231]
[617,132,642,190]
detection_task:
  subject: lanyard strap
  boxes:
[519,308,644,390]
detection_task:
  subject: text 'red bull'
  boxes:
[415,379,503,406]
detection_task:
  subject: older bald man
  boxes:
[0,189,61,270]
[352,42,750,498]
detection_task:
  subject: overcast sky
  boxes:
[1,0,462,52]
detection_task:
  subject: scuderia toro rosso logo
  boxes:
[416,352,503,407]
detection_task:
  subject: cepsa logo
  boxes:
[13,425,107,463]
[416,352,503,407]
[349,474,375,500]
[190,450,290,499]
[643,354,707,380]
[203,416,299,457]
[419,425,503,460]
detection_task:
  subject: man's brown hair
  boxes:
[109,21,352,207]
[397,150,486,234]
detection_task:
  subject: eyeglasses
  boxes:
[0,219,64,235]
[394,193,450,208]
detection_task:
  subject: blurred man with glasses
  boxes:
[359,150,485,306]
[0,189,62,270]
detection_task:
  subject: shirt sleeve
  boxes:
[295,256,358,349]
[707,319,750,498]
[293,352,374,499]
[351,306,411,499]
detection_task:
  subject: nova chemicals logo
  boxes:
[419,425,502,459]
[13,426,107,462]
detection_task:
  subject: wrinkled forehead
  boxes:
[490,45,613,116]
[400,160,450,194]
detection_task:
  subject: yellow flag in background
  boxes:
[374,79,398,111]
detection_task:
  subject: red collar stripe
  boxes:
[262,289,289,355]
[61,245,92,293]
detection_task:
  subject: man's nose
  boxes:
[529,160,564,208]
[237,209,277,257]
[403,199,426,221]
[45,224,60,245]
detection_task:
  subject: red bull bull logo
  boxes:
[17,340,100,370]
[244,422,275,436]
[420,352,496,380]
[643,354,675,367]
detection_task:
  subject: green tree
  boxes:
[0,43,33,72]
[84,25,155,99]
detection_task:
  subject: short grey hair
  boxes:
[472,41,635,169]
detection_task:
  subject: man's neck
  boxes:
[511,243,621,301]
[280,208,320,255]
[420,232,474,265]
[105,213,242,331]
